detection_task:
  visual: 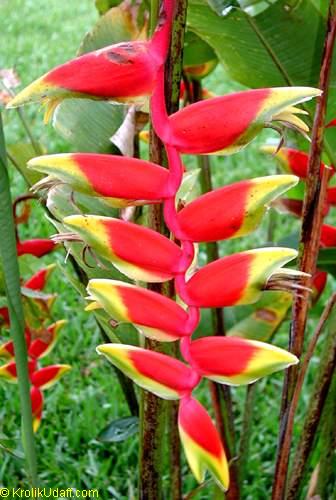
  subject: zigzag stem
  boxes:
[152,64,209,396]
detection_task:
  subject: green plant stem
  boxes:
[0,113,38,491]
[287,307,336,498]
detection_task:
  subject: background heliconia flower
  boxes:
[29,154,171,207]
[16,239,56,258]
[23,264,56,291]
[260,145,331,179]
[28,320,67,359]
[0,359,37,382]
[87,279,191,342]
[182,247,298,307]
[0,330,31,359]
[30,386,44,433]
[178,397,229,491]
[176,175,298,242]
[63,215,183,282]
[327,186,336,205]
[320,223,336,247]
[97,344,199,399]
[189,337,298,385]
[163,87,321,155]
[30,365,71,389]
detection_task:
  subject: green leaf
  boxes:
[0,433,24,460]
[53,99,125,154]
[227,291,292,342]
[188,0,326,89]
[183,31,217,67]
[95,0,123,16]
[98,416,139,442]
[7,143,44,185]
[317,247,336,277]
[79,1,144,55]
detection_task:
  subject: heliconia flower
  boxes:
[312,270,327,304]
[17,239,56,258]
[326,118,336,128]
[178,397,229,491]
[30,364,71,389]
[63,215,183,282]
[162,88,321,155]
[327,186,336,205]
[28,153,172,207]
[0,330,31,359]
[0,359,36,383]
[260,146,330,179]
[24,264,56,291]
[182,247,298,308]
[0,340,15,359]
[0,307,10,327]
[320,224,336,247]
[6,0,175,117]
[87,279,190,341]
[30,386,44,432]
[28,320,67,359]
[97,344,198,399]
[189,337,298,385]
[176,175,298,242]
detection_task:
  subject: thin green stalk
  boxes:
[0,113,38,491]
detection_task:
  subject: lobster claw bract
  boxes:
[178,397,229,491]
[97,344,198,399]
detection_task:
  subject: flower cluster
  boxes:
[0,265,70,431]
[7,0,321,490]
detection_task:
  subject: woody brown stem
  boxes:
[272,293,336,499]
[287,306,336,498]
[273,6,336,499]
[139,1,187,498]
[282,1,336,411]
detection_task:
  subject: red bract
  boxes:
[159,88,320,155]
[97,344,199,399]
[261,146,330,179]
[31,365,71,389]
[178,397,229,490]
[320,224,336,247]
[63,215,183,282]
[182,248,297,307]
[30,386,44,432]
[17,239,56,257]
[176,175,297,242]
[6,1,175,116]
[189,337,298,385]
[24,264,55,290]
[87,280,191,341]
[29,154,172,206]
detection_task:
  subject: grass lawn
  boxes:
[0,1,334,498]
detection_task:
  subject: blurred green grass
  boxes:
[0,0,334,498]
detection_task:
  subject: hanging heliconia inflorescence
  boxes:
[7,0,322,490]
